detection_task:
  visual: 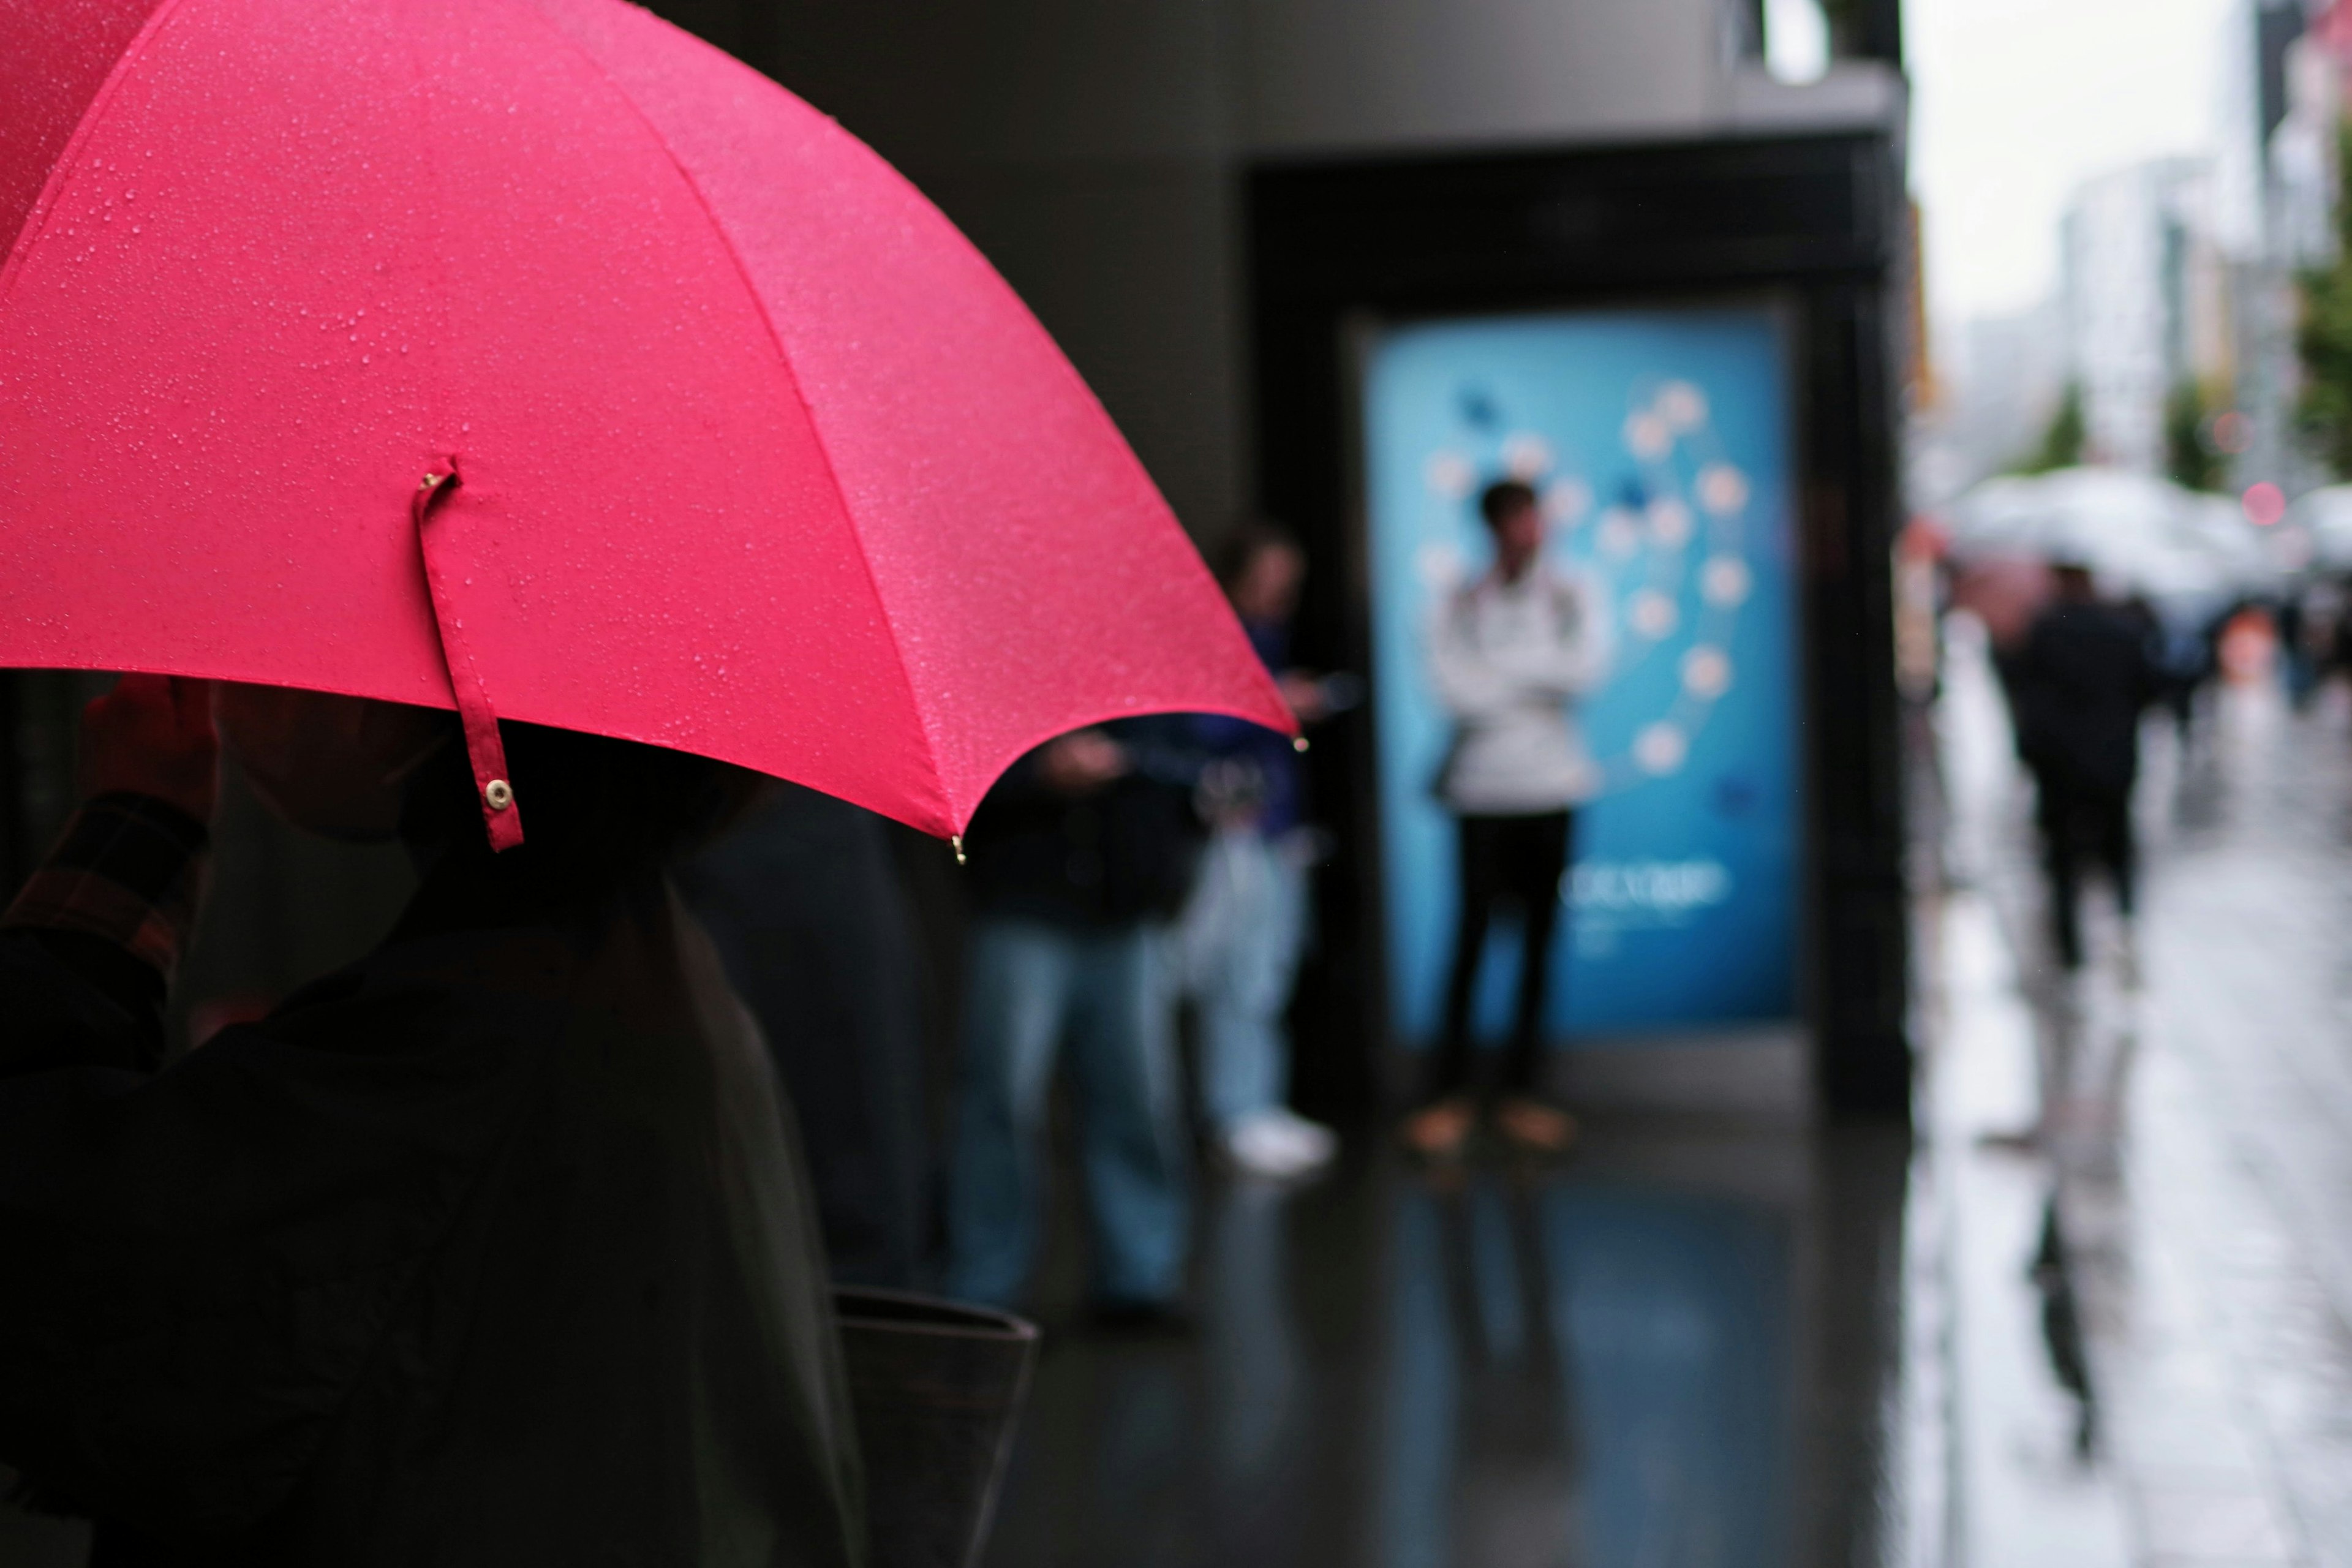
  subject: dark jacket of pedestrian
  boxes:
[0,723,862,1567]
[960,717,1203,929]
[677,784,929,1291]
[2009,595,2162,797]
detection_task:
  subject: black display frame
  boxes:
[1250,130,1911,1119]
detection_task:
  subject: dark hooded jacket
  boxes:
[2008,597,2162,797]
[0,796,862,1567]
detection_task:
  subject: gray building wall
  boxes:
[677,0,1806,541]
[1239,0,1729,153]
[741,2,1250,535]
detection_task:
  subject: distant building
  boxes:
[1936,302,2070,490]
[2057,159,2226,478]
[2215,0,2342,496]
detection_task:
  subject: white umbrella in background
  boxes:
[1945,467,2277,601]
[2285,485,2352,570]
[2178,492,2290,595]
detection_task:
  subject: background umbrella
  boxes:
[0,0,1292,847]
[2285,484,2352,570]
[1945,467,2278,601]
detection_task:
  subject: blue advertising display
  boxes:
[1362,307,1800,1043]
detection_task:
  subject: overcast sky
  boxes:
[1907,0,2240,323]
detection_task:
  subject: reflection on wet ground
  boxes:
[18,625,2352,1567]
[995,624,2352,1568]
[1934,620,2352,1566]
[987,1121,1915,1568]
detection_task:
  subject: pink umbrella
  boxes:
[0,0,1290,848]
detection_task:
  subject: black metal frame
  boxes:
[1250,131,1912,1118]
[1836,0,1905,64]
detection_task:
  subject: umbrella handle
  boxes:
[413,460,524,852]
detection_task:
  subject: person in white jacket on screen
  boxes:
[1405,477,1612,1160]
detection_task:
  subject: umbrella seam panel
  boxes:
[506,0,953,834]
[0,0,201,317]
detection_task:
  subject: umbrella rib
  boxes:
[508,1,951,830]
[0,0,202,315]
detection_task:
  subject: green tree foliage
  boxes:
[2015,383,2086,475]
[2297,124,2352,478]
[2165,380,2220,492]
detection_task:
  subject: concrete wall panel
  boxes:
[1239,0,1725,154]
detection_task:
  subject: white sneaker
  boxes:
[1221,1109,1338,1180]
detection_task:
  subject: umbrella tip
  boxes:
[951,834,967,867]
[1292,736,1310,754]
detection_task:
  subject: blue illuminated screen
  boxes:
[1360,306,1801,1042]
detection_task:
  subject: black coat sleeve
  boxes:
[0,799,473,1541]
[0,792,203,1082]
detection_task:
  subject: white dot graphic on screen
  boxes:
[1544,477,1594,525]
[1698,463,1749,516]
[1417,541,1466,592]
[1656,381,1708,432]
[1683,645,1733,698]
[1635,723,1688,775]
[1425,451,1475,500]
[1502,432,1555,478]
[1624,412,1672,461]
[1648,497,1694,547]
[1702,556,1752,606]
[1597,510,1643,560]
[1628,590,1679,640]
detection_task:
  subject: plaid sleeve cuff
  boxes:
[2,793,209,979]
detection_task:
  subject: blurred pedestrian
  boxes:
[0,678,861,1565]
[2149,599,2216,744]
[2008,562,2162,973]
[2278,588,2318,710]
[946,720,1200,1327]
[1180,525,1339,1181]
[1404,479,1611,1160]
[679,783,930,1290]
[2297,577,2348,700]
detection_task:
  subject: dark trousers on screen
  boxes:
[1427,810,1574,1103]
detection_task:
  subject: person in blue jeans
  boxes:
[946,719,1202,1328]
[1182,526,1340,1179]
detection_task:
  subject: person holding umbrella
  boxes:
[0,2,1294,1555]
[0,677,863,1563]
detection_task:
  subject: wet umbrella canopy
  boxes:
[1946,467,2282,601]
[0,0,1292,845]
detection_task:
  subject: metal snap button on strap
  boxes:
[483,778,514,812]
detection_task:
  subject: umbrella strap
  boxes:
[413,460,524,852]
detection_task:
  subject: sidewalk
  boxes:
[11,630,2352,1568]
[983,627,2352,1568]
[1924,620,2352,1568]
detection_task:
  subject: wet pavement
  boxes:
[988,622,2352,1568]
[10,625,2352,1568]
[987,1121,1919,1568]
[1924,619,2352,1567]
